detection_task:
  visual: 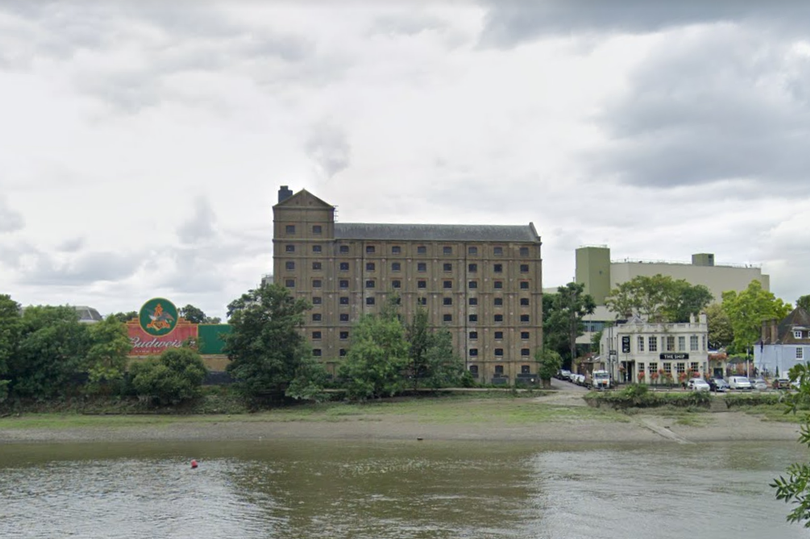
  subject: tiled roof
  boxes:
[778,307,810,341]
[334,223,540,243]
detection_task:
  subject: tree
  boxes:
[85,316,131,394]
[112,311,137,323]
[8,306,90,398]
[340,299,409,401]
[536,348,563,389]
[664,281,714,323]
[797,295,810,313]
[0,295,21,402]
[705,303,733,351]
[224,283,323,401]
[606,275,713,323]
[179,304,207,324]
[722,280,791,355]
[545,282,595,364]
[404,307,466,390]
[129,347,208,405]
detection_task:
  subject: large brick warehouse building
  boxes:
[272,186,544,385]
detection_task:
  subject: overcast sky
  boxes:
[1,0,808,319]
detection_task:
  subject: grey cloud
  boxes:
[177,196,217,244]
[21,251,143,286]
[58,237,85,252]
[479,0,810,47]
[305,122,351,178]
[371,13,447,37]
[0,197,25,232]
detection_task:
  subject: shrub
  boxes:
[129,348,208,406]
[585,384,711,409]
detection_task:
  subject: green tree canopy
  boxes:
[705,303,733,351]
[797,295,810,313]
[179,304,207,324]
[0,295,21,401]
[722,280,791,354]
[545,282,595,364]
[535,349,563,389]
[130,347,208,405]
[606,274,713,323]
[111,311,137,323]
[224,283,322,401]
[85,316,132,393]
[405,307,465,390]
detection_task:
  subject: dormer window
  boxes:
[795,330,803,339]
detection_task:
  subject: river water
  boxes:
[0,440,806,538]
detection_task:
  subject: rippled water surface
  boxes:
[0,440,805,538]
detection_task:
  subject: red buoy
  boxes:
[191,459,198,469]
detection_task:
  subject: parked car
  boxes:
[728,376,753,390]
[773,378,792,390]
[709,378,730,392]
[752,378,768,391]
[572,373,587,386]
[687,378,711,392]
[557,369,571,381]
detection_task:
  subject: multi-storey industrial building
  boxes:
[272,186,544,385]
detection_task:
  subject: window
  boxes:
[676,363,685,374]
[339,245,349,254]
[417,245,427,254]
[340,313,350,322]
[285,225,296,234]
[469,297,478,306]
[521,349,530,357]
[520,264,529,273]
[690,362,699,374]
[469,365,479,376]
[312,313,322,321]
[285,279,295,288]
[443,263,452,272]
[340,331,349,340]
[339,279,349,289]
[312,297,322,305]
[666,336,675,351]
[443,246,452,255]
[649,336,658,352]
[494,331,503,339]
[794,330,803,339]
[520,314,530,322]
[468,263,478,272]
[313,349,321,357]
[664,363,672,375]
[417,262,427,272]
[392,246,401,254]
[469,314,478,322]
[648,362,658,373]
[521,331,530,340]
[443,314,452,322]
[495,348,503,356]
[469,348,478,356]
[365,280,375,288]
[494,314,503,322]
[392,262,401,271]
[418,280,427,289]
[521,364,531,373]
[339,349,347,357]
[392,280,402,289]
[366,262,375,271]
[340,262,349,271]
[638,336,644,352]
[312,262,322,270]
[702,336,706,350]
[469,331,478,339]
[312,331,322,339]
[366,297,375,305]
[418,297,427,305]
[340,296,349,304]
[285,261,295,270]
[690,335,699,351]
[639,363,645,374]
[443,280,452,289]
[798,348,804,359]
[312,225,322,234]
[519,247,529,257]
[313,279,322,288]
[494,281,503,289]
[495,365,504,375]
[366,245,376,254]
[494,297,503,306]
[468,246,478,255]
[520,281,529,289]
[285,244,295,252]
[494,264,503,273]
[312,245,322,253]
[494,246,503,256]
[443,297,452,306]
[678,336,686,351]
[469,280,478,289]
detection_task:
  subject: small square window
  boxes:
[494,246,503,256]
[469,297,478,306]
[443,246,452,255]
[494,297,503,306]
[520,314,530,322]
[312,279,322,288]
[286,261,295,270]
[519,247,529,257]
[339,279,349,289]
[495,365,504,375]
[468,246,478,255]
[340,331,349,340]
[418,280,427,289]
[285,225,296,234]
[340,296,349,304]
[443,297,453,306]
[495,348,503,357]
[312,225,322,235]
[417,246,427,254]
[285,244,295,252]
[366,262,375,271]
[443,314,452,322]
[470,348,478,356]
[313,349,322,357]
[340,313,350,322]
[520,298,529,306]
[339,349,347,357]
[366,245,376,254]
[366,297,375,305]
[469,331,478,339]
[443,263,452,272]
[468,263,477,272]
[418,297,427,305]
[312,313,322,321]
[521,331,530,339]
[418,262,427,272]
[494,314,503,322]
[520,281,529,289]
[521,364,530,373]
[340,262,349,271]
[339,245,349,254]
[312,297,322,305]
[468,280,478,289]
[520,264,529,273]
[312,262,322,270]
[494,331,503,339]
[494,281,503,289]
[521,348,531,357]
[312,245,322,253]
[392,280,402,289]
[798,347,804,359]
[392,246,401,254]
[312,331,322,339]
[285,279,295,288]
[794,330,803,339]
[366,280,375,288]
[392,262,401,271]
[469,314,478,322]
[443,280,452,289]
[494,264,503,273]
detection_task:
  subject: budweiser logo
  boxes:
[130,337,183,349]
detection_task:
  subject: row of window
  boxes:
[631,335,704,353]
[284,278,532,290]
[639,362,703,374]
[285,260,532,273]
[308,328,532,340]
[468,365,533,377]
[312,311,531,323]
[469,348,532,357]
[280,235,533,258]
[304,295,530,307]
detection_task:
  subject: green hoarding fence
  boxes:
[197,324,232,355]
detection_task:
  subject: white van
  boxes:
[729,376,752,390]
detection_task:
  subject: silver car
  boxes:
[752,378,768,391]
